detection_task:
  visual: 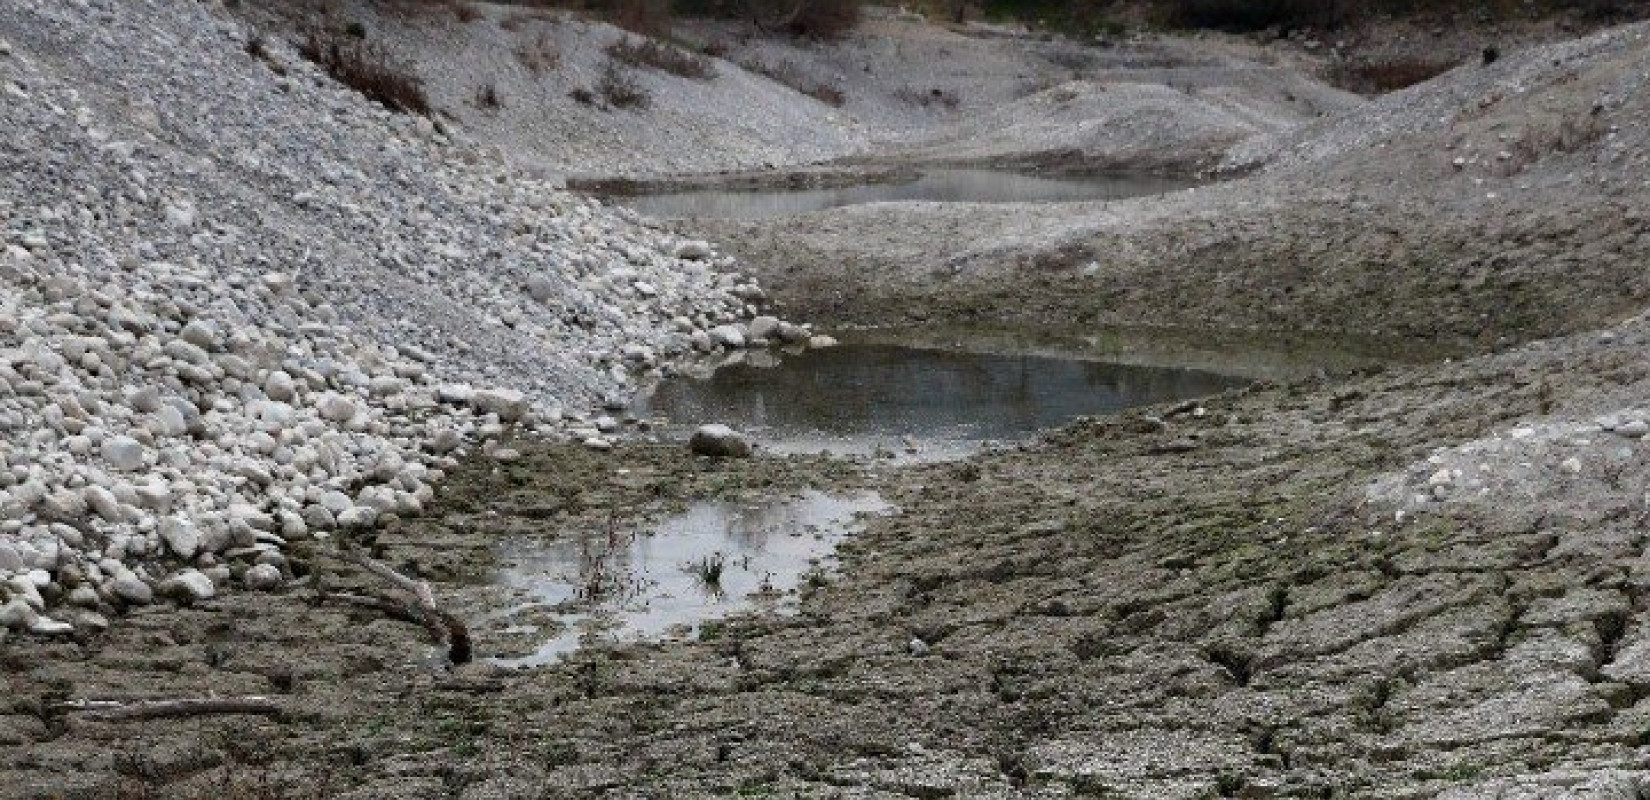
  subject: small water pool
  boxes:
[486,490,891,668]
[613,168,1199,220]
[638,340,1249,460]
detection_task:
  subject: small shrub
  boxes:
[475,82,502,109]
[569,86,598,105]
[1497,108,1606,176]
[701,38,731,58]
[516,31,560,74]
[500,11,532,31]
[895,85,961,110]
[605,35,716,80]
[689,553,726,595]
[344,20,368,38]
[804,83,846,106]
[598,63,650,108]
[245,31,288,76]
[299,26,430,115]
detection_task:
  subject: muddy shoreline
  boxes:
[9,313,1650,797]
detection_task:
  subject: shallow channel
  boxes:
[613,168,1199,220]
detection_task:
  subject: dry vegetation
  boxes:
[515,30,560,74]
[1496,108,1607,176]
[296,25,429,114]
[605,35,717,79]
[1332,56,1458,94]
[597,62,650,108]
[739,57,846,106]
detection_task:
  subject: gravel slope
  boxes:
[0,0,800,646]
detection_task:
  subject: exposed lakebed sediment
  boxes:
[13,315,1650,798]
[7,2,1650,799]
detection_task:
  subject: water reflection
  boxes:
[615,168,1199,220]
[487,490,891,667]
[639,343,1247,459]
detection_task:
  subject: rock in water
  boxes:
[689,424,751,458]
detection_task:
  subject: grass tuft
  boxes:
[598,63,650,108]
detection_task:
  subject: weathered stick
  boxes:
[56,697,282,722]
[328,550,473,664]
[320,591,426,625]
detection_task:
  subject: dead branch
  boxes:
[319,590,427,624]
[432,678,506,693]
[327,549,473,664]
[55,696,282,722]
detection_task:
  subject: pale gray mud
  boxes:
[10,316,1650,798]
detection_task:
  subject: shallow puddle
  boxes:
[638,340,1250,460]
[615,168,1198,219]
[486,490,891,667]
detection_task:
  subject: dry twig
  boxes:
[323,549,473,664]
[55,697,282,722]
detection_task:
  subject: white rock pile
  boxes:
[0,0,819,638]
